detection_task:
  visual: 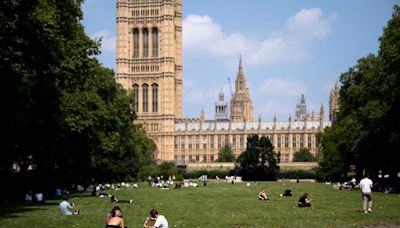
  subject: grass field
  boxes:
[1,181,400,227]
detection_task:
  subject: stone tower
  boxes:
[329,82,340,123]
[116,0,182,161]
[295,94,307,121]
[215,90,229,121]
[230,56,254,122]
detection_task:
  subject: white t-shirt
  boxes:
[359,178,373,193]
[155,215,168,228]
[59,200,73,215]
[35,193,43,202]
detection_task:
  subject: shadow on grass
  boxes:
[0,201,58,219]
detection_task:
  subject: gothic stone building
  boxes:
[116,0,334,164]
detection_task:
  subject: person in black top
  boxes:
[298,192,312,207]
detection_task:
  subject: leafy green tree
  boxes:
[0,0,155,187]
[319,5,400,181]
[292,148,317,162]
[217,145,235,162]
[235,135,279,181]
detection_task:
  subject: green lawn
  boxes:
[1,181,400,227]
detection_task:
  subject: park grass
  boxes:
[1,181,400,227]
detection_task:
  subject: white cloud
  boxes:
[92,30,116,52]
[183,8,335,65]
[258,78,306,98]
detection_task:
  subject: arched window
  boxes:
[133,28,139,58]
[142,83,149,112]
[152,83,158,112]
[143,28,148,57]
[133,84,139,112]
[152,28,158,57]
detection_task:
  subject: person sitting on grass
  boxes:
[110,195,133,204]
[144,208,168,228]
[258,188,268,200]
[106,207,125,228]
[282,189,293,196]
[298,192,312,208]
[59,195,80,215]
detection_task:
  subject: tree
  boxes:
[292,148,317,162]
[235,135,279,181]
[0,0,155,191]
[217,145,235,162]
[318,5,400,182]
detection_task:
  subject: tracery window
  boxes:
[142,83,148,112]
[133,84,139,112]
[143,28,148,57]
[152,83,158,112]
[152,28,158,57]
[133,28,139,58]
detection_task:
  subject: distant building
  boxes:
[115,0,331,164]
[329,82,340,123]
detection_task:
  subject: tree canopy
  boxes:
[292,148,317,162]
[0,0,155,192]
[235,135,279,181]
[318,5,400,181]
[217,145,235,162]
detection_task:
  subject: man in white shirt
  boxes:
[359,174,373,213]
[144,208,168,228]
[59,195,79,215]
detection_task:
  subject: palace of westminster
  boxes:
[116,0,340,164]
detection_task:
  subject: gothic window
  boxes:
[174,136,178,149]
[292,134,297,148]
[300,134,304,148]
[202,136,207,149]
[196,135,200,149]
[308,134,312,148]
[210,155,214,161]
[232,136,236,149]
[277,134,281,148]
[142,83,148,112]
[285,134,289,148]
[152,28,158,57]
[152,83,158,112]
[210,136,214,149]
[133,84,139,113]
[133,28,139,58]
[143,28,148,57]
[218,135,222,149]
[181,136,185,149]
[239,135,244,149]
[189,136,193,149]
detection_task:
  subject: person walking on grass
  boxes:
[359,173,373,214]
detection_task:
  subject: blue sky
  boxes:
[82,0,397,121]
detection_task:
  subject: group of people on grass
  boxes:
[58,192,168,227]
[56,173,374,227]
[104,206,168,228]
[256,173,374,212]
[258,188,312,207]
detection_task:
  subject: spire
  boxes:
[219,88,224,101]
[300,94,305,104]
[238,54,243,73]
[200,107,205,121]
[230,55,254,122]
[320,102,325,122]
[320,102,325,115]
